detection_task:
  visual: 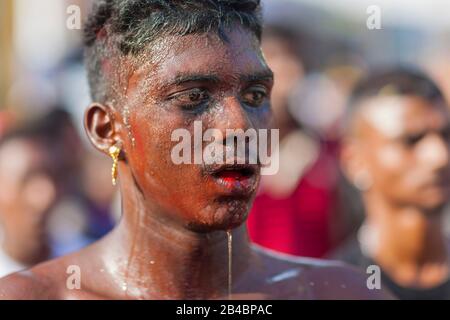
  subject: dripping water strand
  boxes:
[227,230,232,299]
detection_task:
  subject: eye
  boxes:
[403,133,424,146]
[169,88,210,110]
[441,127,450,141]
[242,86,269,108]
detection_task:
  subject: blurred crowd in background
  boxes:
[2,0,450,299]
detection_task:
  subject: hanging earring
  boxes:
[109,144,121,186]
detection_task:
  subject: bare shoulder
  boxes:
[252,245,393,300]
[0,245,99,300]
[0,258,65,300]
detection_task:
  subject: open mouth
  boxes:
[213,166,255,183]
[205,164,259,194]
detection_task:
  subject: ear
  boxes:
[84,103,120,154]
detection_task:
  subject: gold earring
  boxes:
[109,144,121,186]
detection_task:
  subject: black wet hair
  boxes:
[83,0,263,104]
[343,67,445,132]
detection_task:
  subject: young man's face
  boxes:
[350,95,450,211]
[117,27,274,231]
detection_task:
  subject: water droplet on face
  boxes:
[340,284,347,289]
[150,261,155,265]
[309,282,315,287]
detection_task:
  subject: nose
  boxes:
[203,96,260,164]
[419,134,450,171]
[211,96,255,144]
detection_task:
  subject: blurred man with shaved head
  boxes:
[336,68,450,299]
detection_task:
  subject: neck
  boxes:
[102,166,253,299]
[364,192,449,287]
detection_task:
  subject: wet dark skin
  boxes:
[0,27,389,300]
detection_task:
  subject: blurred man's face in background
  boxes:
[0,138,57,259]
[261,33,304,130]
[347,95,450,211]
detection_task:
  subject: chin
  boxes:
[417,188,450,211]
[416,197,446,213]
[422,200,447,213]
[186,200,250,232]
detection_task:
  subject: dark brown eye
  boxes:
[403,133,424,146]
[441,127,450,141]
[169,89,210,110]
[243,87,268,107]
[188,91,206,102]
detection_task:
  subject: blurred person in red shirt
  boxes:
[247,26,345,257]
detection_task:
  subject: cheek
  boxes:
[370,146,407,187]
[22,176,56,214]
[131,106,178,162]
[129,114,205,196]
[376,145,404,170]
[128,112,173,186]
[373,146,425,194]
[249,108,273,131]
[0,176,15,203]
[135,130,175,176]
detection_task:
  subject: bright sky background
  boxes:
[295,0,450,30]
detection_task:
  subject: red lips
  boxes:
[207,164,259,195]
[216,169,251,183]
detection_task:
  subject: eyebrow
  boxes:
[167,69,274,88]
[240,70,274,83]
[397,123,450,138]
[171,73,221,86]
